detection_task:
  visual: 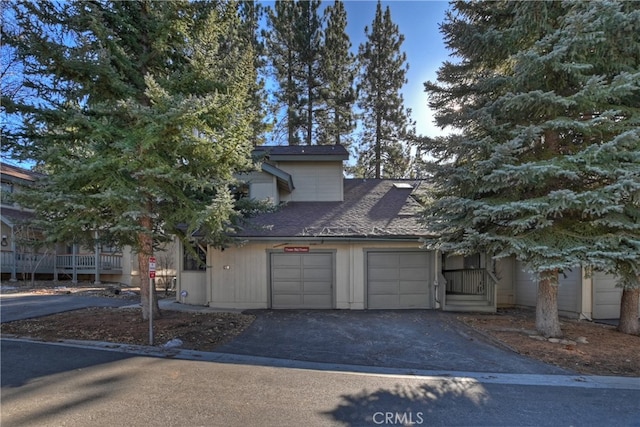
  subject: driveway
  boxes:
[215,309,570,375]
[0,294,133,323]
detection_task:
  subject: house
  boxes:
[174,145,501,312]
[0,161,176,286]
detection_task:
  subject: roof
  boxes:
[1,162,44,185]
[253,144,349,162]
[1,206,35,226]
[236,179,431,239]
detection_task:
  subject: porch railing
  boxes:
[442,268,498,308]
[1,251,123,275]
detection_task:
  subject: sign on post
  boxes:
[149,256,156,279]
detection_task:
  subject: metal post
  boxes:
[72,243,78,284]
[149,277,154,346]
[94,230,101,285]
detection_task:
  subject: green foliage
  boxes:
[420,1,640,282]
[5,0,262,252]
[355,1,414,178]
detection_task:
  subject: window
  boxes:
[183,243,207,271]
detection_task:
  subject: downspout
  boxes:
[434,250,441,308]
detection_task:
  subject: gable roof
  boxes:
[254,144,349,162]
[236,179,431,240]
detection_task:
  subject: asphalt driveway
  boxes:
[215,309,570,375]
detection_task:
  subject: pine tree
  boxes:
[356,1,413,178]
[317,0,356,147]
[4,0,260,320]
[238,0,269,146]
[265,0,302,145]
[421,1,640,337]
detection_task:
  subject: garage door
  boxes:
[367,251,431,309]
[271,253,333,309]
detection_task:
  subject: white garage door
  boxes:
[270,253,333,309]
[367,251,432,309]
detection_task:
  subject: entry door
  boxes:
[367,251,432,309]
[271,253,333,309]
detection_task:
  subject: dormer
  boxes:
[243,145,349,203]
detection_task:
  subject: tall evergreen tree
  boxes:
[356,1,413,178]
[265,0,302,145]
[317,0,356,147]
[238,0,269,146]
[420,1,640,337]
[4,0,261,320]
[294,0,324,146]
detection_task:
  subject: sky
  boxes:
[340,1,452,138]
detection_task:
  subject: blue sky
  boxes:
[341,1,452,138]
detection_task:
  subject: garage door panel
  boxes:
[303,268,332,281]
[399,294,430,308]
[272,294,303,307]
[399,281,428,294]
[271,253,333,309]
[303,294,332,306]
[272,269,302,280]
[399,267,428,281]
[367,251,432,309]
[369,268,400,281]
[303,254,332,266]
[368,280,399,294]
[272,254,302,267]
[400,253,427,267]
[303,281,332,294]
[368,294,398,308]
[272,281,302,293]
[368,254,400,267]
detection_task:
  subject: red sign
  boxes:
[284,247,309,253]
[149,257,157,279]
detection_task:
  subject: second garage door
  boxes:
[271,252,333,309]
[367,251,432,309]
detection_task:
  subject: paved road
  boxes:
[2,340,639,427]
[0,294,133,323]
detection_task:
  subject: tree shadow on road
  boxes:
[324,378,491,426]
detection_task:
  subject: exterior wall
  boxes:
[175,240,207,305]
[494,257,515,307]
[199,240,432,310]
[590,271,640,319]
[515,262,582,317]
[245,171,278,203]
[276,162,344,202]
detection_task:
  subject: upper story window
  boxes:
[1,182,14,205]
[183,243,207,271]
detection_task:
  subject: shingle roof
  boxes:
[1,162,44,184]
[254,144,349,161]
[237,179,431,239]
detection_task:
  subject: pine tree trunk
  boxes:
[535,270,563,338]
[375,114,382,179]
[138,216,160,321]
[618,287,640,335]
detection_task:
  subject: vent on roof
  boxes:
[393,183,413,189]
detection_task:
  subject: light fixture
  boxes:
[1,235,7,247]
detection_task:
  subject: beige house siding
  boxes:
[515,262,582,317]
[245,171,278,203]
[192,240,432,310]
[277,162,344,202]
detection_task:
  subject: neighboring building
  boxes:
[0,161,170,286]
[175,145,499,312]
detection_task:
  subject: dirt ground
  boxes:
[1,281,639,377]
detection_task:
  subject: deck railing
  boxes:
[1,251,123,275]
[442,268,498,306]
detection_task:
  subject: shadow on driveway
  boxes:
[215,309,570,375]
